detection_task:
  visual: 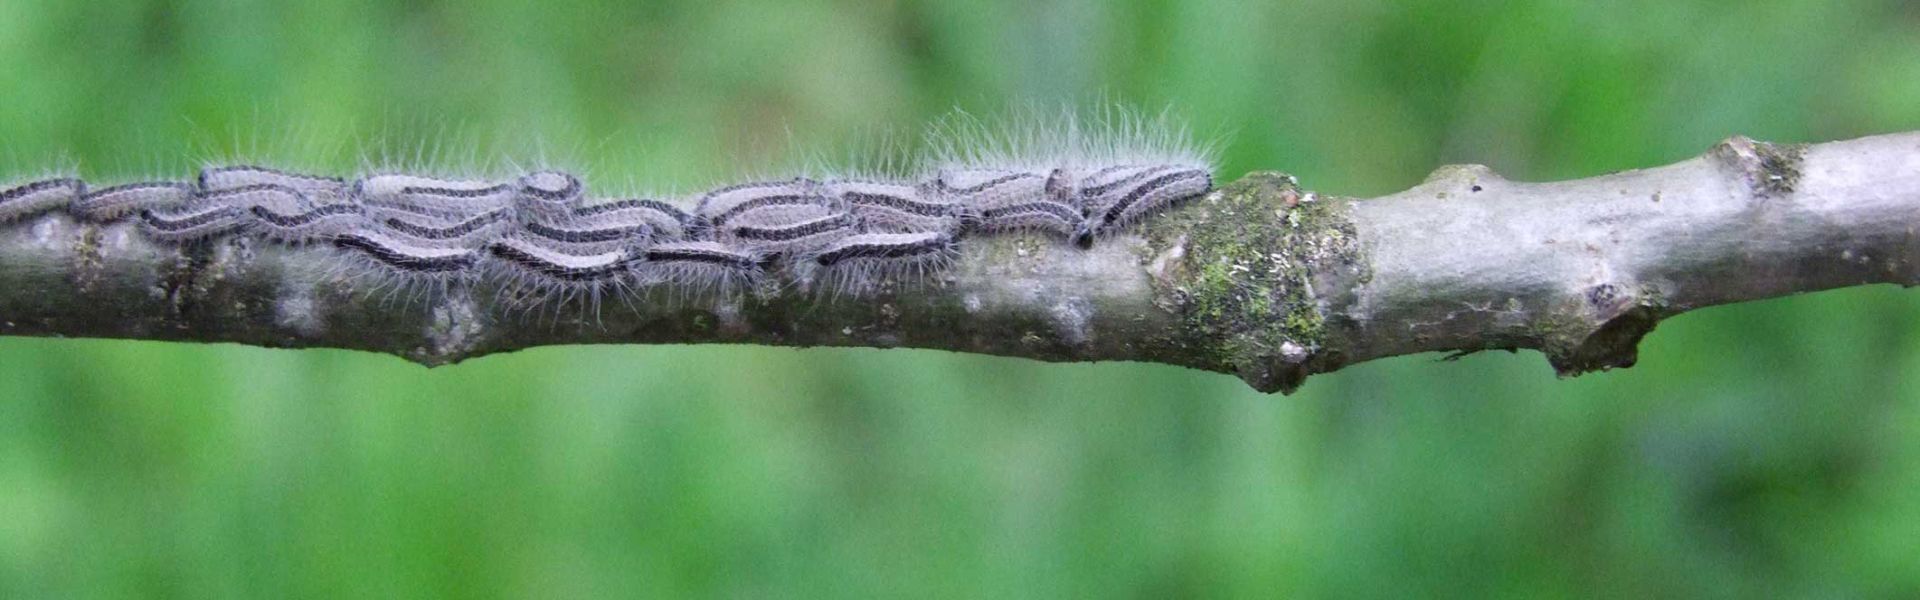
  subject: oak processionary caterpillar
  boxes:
[0,112,1215,311]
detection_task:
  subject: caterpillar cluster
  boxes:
[0,157,1211,306]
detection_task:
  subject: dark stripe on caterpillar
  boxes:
[198,165,346,192]
[814,231,955,265]
[728,212,856,242]
[930,171,1041,195]
[643,243,764,270]
[488,241,638,282]
[707,193,831,226]
[0,177,85,222]
[332,233,478,273]
[522,220,647,245]
[73,181,195,221]
[249,203,363,228]
[382,209,512,241]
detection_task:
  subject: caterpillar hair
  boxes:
[0,177,85,223]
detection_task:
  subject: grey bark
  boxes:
[2,132,1916,393]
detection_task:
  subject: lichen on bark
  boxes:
[1151,171,1368,393]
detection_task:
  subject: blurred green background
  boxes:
[2,0,1919,597]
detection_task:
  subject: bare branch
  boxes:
[3,132,1916,393]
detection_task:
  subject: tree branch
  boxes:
[3,132,1916,393]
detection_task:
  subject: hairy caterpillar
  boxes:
[73,181,195,222]
[0,177,84,223]
[803,231,958,296]
[249,203,365,244]
[198,165,346,195]
[638,241,768,297]
[380,208,516,248]
[830,180,968,234]
[0,110,1215,310]
[573,198,694,241]
[485,237,641,313]
[139,203,244,242]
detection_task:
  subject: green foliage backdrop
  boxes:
[1,0,1917,597]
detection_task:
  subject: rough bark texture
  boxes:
[3,132,1917,393]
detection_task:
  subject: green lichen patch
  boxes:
[1155,171,1363,393]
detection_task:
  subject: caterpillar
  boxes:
[72,181,195,222]
[198,165,347,195]
[0,111,1216,308]
[573,198,694,241]
[484,237,641,314]
[139,203,244,242]
[803,231,958,296]
[249,203,365,244]
[638,240,768,297]
[0,177,85,223]
[830,180,968,234]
